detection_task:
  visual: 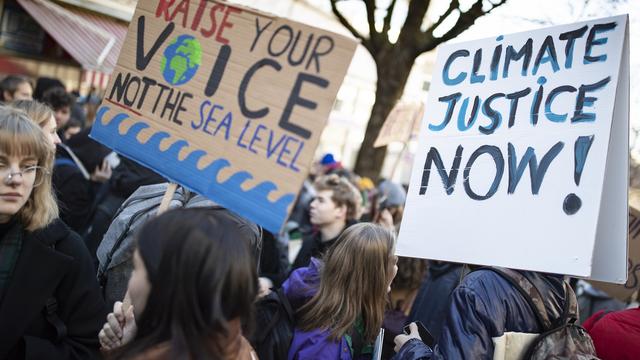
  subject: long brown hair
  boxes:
[0,108,58,230]
[298,223,396,342]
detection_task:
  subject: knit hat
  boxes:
[377,179,406,207]
[320,153,336,166]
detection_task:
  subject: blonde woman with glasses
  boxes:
[0,108,106,359]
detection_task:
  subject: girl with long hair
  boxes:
[0,108,106,358]
[284,222,398,359]
[100,208,259,359]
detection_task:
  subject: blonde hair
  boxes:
[9,100,55,128]
[298,223,396,342]
[0,108,58,230]
[314,174,362,220]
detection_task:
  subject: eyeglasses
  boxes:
[1,165,49,187]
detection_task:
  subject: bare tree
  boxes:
[330,0,508,179]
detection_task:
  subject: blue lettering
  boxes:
[584,22,617,64]
[442,50,469,86]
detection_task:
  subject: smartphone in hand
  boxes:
[403,321,435,348]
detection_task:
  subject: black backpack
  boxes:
[488,267,600,360]
[251,288,295,360]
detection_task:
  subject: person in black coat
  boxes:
[408,261,468,342]
[52,128,112,234]
[0,109,106,359]
[290,174,361,271]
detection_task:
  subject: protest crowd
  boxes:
[0,2,639,359]
[0,74,638,360]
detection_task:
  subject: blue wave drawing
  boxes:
[90,105,295,232]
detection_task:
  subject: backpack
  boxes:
[251,288,296,360]
[96,183,262,307]
[488,267,600,360]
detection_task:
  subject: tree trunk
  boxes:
[353,51,415,180]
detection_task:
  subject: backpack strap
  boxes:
[97,203,161,291]
[57,144,90,180]
[485,267,552,331]
[44,297,67,342]
[54,158,78,168]
[558,282,578,326]
[277,288,295,323]
[255,288,295,344]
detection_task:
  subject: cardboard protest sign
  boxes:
[374,102,424,147]
[590,189,640,301]
[90,1,357,233]
[397,15,629,282]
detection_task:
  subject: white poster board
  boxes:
[398,15,629,282]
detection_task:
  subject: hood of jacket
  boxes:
[283,257,322,310]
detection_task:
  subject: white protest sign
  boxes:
[398,15,629,282]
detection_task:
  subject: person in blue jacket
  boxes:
[393,269,568,359]
[283,223,398,359]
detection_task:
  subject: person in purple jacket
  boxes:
[283,223,398,359]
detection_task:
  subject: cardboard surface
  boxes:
[397,16,629,281]
[590,189,640,301]
[90,1,357,232]
[374,101,424,147]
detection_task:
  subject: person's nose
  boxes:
[4,167,25,185]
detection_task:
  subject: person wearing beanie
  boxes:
[583,306,640,360]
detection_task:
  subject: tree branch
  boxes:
[419,0,508,54]
[426,0,459,35]
[329,0,373,52]
[381,0,398,38]
[363,0,381,49]
[396,0,430,47]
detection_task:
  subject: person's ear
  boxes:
[3,90,13,101]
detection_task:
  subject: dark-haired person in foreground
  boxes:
[99,208,259,359]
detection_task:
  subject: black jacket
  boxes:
[408,261,467,342]
[52,152,93,233]
[290,221,357,271]
[0,219,107,359]
[394,269,566,360]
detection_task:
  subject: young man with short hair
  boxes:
[291,174,362,271]
[42,87,74,129]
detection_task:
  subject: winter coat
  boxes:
[408,261,467,342]
[583,307,640,360]
[290,231,336,272]
[0,219,108,359]
[53,147,94,232]
[283,258,367,360]
[393,269,566,360]
[259,230,290,288]
[291,221,356,272]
